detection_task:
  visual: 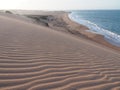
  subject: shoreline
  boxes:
[68,11,120,48]
[65,12,120,52]
[24,11,120,52]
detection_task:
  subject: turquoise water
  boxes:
[69,10,120,47]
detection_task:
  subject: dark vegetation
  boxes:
[5,11,13,14]
[26,15,53,27]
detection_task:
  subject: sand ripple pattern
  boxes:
[0,15,120,90]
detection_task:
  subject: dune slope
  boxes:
[0,14,120,90]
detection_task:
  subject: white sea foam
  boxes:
[69,12,120,47]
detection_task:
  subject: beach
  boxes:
[0,11,120,90]
[23,11,120,52]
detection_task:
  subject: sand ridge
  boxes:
[0,12,120,90]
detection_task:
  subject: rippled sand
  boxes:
[0,13,120,90]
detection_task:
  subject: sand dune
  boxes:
[0,13,120,90]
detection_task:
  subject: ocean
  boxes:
[69,10,120,47]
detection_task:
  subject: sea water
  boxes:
[69,10,120,47]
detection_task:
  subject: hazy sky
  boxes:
[0,0,120,10]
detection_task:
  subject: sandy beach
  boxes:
[0,11,120,90]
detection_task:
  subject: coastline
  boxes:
[65,12,120,52]
[0,11,120,90]
[68,11,120,47]
[25,11,120,52]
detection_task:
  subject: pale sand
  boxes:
[0,11,120,90]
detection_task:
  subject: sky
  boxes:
[0,0,120,10]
